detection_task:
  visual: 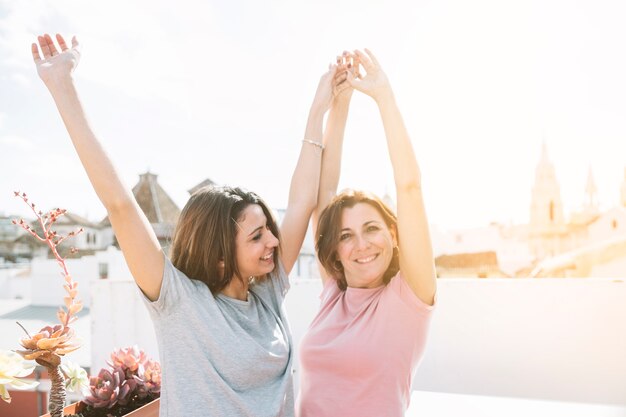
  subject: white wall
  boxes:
[410,278,626,406]
[0,266,30,299]
[30,247,132,307]
[89,279,158,373]
[90,277,626,407]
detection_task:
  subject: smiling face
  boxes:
[335,202,397,289]
[233,204,279,280]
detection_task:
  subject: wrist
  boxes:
[334,93,353,106]
[374,87,396,106]
[45,74,76,92]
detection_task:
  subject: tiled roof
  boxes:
[101,172,181,226]
[188,178,217,195]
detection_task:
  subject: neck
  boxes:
[220,276,250,301]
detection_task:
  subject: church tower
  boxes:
[529,142,567,258]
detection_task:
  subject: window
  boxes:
[98,262,109,279]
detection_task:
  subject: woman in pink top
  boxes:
[297,50,438,417]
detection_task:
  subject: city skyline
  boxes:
[2,0,626,229]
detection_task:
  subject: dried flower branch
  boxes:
[11,191,84,417]
[12,192,84,328]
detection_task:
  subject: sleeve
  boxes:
[137,253,195,315]
[274,258,290,298]
[387,271,436,315]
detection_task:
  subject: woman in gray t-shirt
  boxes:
[30,33,351,416]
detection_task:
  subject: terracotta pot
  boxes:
[40,398,160,417]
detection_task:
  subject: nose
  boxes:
[266,229,279,248]
[355,234,370,250]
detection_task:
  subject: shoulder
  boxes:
[140,255,211,313]
[384,270,436,314]
[319,276,342,305]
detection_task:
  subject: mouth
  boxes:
[261,251,274,261]
[354,254,379,264]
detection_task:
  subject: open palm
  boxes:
[32,34,81,85]
[347,49,391,101]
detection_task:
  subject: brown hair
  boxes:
[170,185,280,294]
[316,189,399,290]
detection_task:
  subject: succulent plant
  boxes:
[107,345,147,376]
[83,367,126,409]
[16,325,81,367]
[60,360,89,395]
[0,350,40,403]
[136,359,161,398]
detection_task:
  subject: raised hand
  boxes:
[32,34,81,87]
[346,49,392,103]
[310,64,339,114]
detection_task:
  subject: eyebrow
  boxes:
[340,220,381,232]
[247,225,265,237]
[232,216,267,237]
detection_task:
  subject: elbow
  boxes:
[292,191,319,213]
[106,197,137,217]
[396,178,422,194]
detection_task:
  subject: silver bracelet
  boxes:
[302,139,324,150]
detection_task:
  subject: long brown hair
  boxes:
[316,189,399,291]
[170,186,280,294]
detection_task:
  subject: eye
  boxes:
[252,232,262,241]
[366,225,380,232]
[339,233,351,241]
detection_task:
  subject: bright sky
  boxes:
[1,0,626,229]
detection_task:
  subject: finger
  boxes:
[342,51,351,68]
[56,34,68,52]
[31,43,42,63]
[364,48,381,67]
[353,49,374,72]
[38,35,52,59]
[346,52,361,77]
[324,64,338,80]
[44,34,59,56]
[345,69,361,89]
[71,36,79,49]
[334,70,348,84]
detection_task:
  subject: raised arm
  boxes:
[348,49,436,306]
[33,34,163,301]
[279,65,338,275]
[311,55,354,283]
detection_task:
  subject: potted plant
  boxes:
[7,193,160,417]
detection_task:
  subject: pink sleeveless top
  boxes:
[296,272,435,417]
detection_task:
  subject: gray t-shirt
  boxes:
[140,255,295,417]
